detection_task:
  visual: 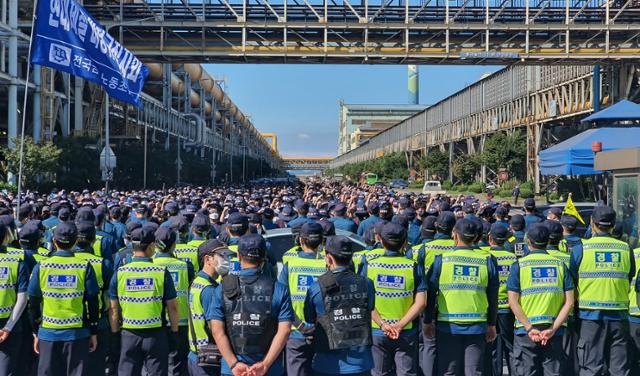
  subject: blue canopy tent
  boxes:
[581,99,640,123]
[539,127,640,176]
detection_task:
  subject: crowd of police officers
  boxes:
[0,183,638,376]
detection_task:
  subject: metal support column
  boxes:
[7,0,17,151]
[74,77,83,135]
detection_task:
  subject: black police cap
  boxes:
[527,224,550,247]
[325,235,353,258]
[489,224,510,242]
[591,206,616,228]
[543,220,563,241]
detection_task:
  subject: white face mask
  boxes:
[209,213,219,221]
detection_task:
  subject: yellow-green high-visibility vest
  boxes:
[286,254,326,330]
[189,275,215,353]
[366,255,416,329]
[74,251,105,312]
[546,247,570,267]
[35,247,50,262]
[153,256,190,326]
[39,256,88,329]
[578,236,631,311]
[489,248,517,310]
[515,252,567,328]
[282,246,300,265]
[93,234,103,258]
[6,247,24,261]
[117,261,166,329]
[0,254,21,319]
[437,250,490,324]
[353,248,385,272]
[629,248,640,318]
[175,244,199,271]
[423,238,455,274]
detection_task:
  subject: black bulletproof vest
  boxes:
[222,272,277,355]
[314,270,372,352]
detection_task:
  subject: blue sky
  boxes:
[204,64,502,157]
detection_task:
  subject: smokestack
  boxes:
[408,65,419,104]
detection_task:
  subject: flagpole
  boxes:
[15,0,40,222]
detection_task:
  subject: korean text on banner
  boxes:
[31,0,149,107]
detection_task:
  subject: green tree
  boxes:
[1,136,62,190]
[481,131,527,181]
[452,153,481,184]
[422,148,449,179]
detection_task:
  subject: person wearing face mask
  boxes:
[153,227,195,376]
[187,239,230,376]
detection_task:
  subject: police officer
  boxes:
[287,202,315,229]
[354,221,387,266]
[94,209,117,261]
[304,235,375,376]
[357,201,382,237]
[329,204,357,233]
[209,234,293,376]
[360,222,426,376]
[27,222,100,376]
[506,215,526,257]
[73,221,113,375]
[559,215,583,254]
[507,224,574,375]
[18,223,48,264]
[175,215,211,270]
[632,241,640,371]
[523,198,542,231]
[108,206,126,249]
[279,222,326,376]
[113,221,142,270]
[425,218,499,375]
[108,224,180,376]
[188,239,231,376]
[153,226,195,376]
[570,206,633,375]
[486,224,516,376]
[0,222,29,376]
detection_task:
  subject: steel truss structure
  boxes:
[330,63,640,190]
[85,0,640,64]
[283,157,333,170]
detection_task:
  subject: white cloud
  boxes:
[297,133,311,140]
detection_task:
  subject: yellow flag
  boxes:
[563,194,585,225]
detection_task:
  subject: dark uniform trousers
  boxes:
[437,332,485,376]
[286,338,314,376]
[629,322,640,372]
[85,328,108,376]
[562,319,579,376]
[315,372,371,376]
[577,319,630,376]
[169,326,190,376]
[187,358,221,376]
[37,338,89,376]
[418,322,437,376]
[485,313,514,376]
[118,328,169,376]
[512,334,564,376]
[371,334,418,376]
[0,329,22,376]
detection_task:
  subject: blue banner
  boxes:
[31,0,148,107]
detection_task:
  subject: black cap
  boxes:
[58,207,71,221]
[436,211,456,232]
[420,216,437,237]
[490,224,510,242]
[125,221,142,236]
[495,206,508,217]
[510,214,525,231]
[319,220,336,237]
[612,221,624,239]
[76,208,95,223]
[560,215,578,231]
[131,224,156,245]
[524,198,536,209]
[192,215,210,232]
[165,202,179,215]
[238,234,267,259]
[333,203,347,215]
[543,220,563,241]
[155,227,177,250]
[453,218,477,242]
[548,207,563,217]
[381,222,407,243]
[197,239,233,267]
[76,221,96,241]
[262,208,275,219]
[227,212,249,228]
[53,222,78,246]
[591,206,616,228]
[392,214,410,229]
[527,224,550,247]
[18,223,37,242]
[325,235,353,257]
[300,222,323,241]
[109,206,122,217]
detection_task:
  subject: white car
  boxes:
[422,180,446,195]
